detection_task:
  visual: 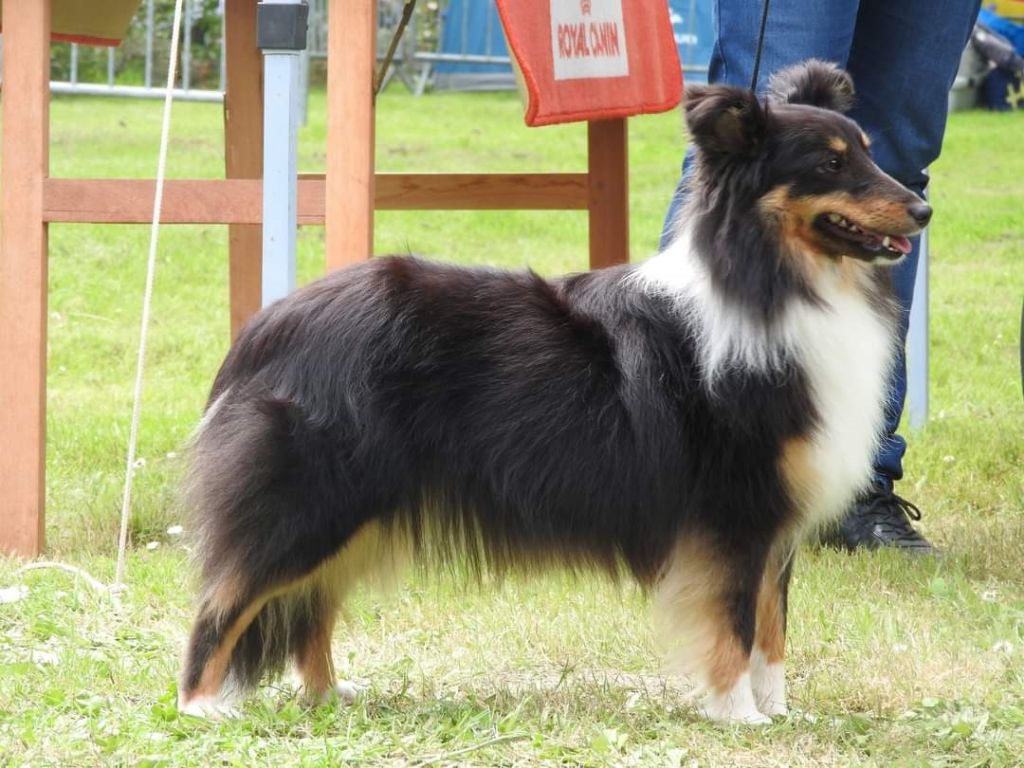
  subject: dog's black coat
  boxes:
[187,257,810,690]
[180,60,923,708]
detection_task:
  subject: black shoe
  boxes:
[826,486,936,554]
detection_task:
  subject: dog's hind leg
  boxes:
[179,555,355,716]
[751,552,793,717]
[289,587,364,705]
[178,394,372,716]
[291,592,342,702]
[178,576,280,718]
[290,521,408,704]
[655,534,771,725]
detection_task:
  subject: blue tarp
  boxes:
[432,0,514,90]
[668,0,714,82]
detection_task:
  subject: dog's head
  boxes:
[683,60,930,263]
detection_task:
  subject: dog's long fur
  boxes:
[178,61,930,723]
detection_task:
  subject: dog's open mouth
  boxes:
[815,213,914,258]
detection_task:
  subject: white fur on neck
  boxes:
[636,231,895,527]
[636,230,796,380]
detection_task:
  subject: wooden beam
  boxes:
[44,179,265,224]
[587,119,630,270]
[223,0,264,338]
[326,0,376,270]
[43,174,590,224]
[372,173,589,210]
[0,0,51,557]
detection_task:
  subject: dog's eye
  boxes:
[825,154,843,173]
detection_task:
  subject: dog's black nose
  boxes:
[908,202,932,227]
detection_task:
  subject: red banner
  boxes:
[496,0,683,126]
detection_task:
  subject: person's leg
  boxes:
[831,0,981,549]
[659,0,861,249]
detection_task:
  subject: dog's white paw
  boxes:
[757,700,788,718]
[177,694,240,720]
[751,652,787,718]
[698,672,772,725]
[308,679,365,705]
[333,679,364,704]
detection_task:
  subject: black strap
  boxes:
[375,0,418,98]
[750,0,772,92]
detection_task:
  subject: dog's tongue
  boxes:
[890,235,912,254]
[864,232,913,255]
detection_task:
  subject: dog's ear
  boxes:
[683,84,767,159]
[767,59,855,113]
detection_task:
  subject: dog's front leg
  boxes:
[750,554,793,717]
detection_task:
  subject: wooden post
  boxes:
[326,0,376,270]
[223,0,264,338]
[587,118,629,269]
[0,0,51,557]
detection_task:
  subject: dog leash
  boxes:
[750,0,772,92]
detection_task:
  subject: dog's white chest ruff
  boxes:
[786,279,893,526]
[638,240,894,525]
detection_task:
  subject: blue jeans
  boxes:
[660,0,981,492]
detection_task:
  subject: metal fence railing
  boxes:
[46,0,225,102]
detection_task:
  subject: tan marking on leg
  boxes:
[296,604,338,700]
[186,522,408,709]
[189,593,274,700]
[288,522,408,703]
[754,563,786,664]
[752,550,790,717]
[655,534,742,687]
[707,620,750,694]
[656,535,770,724]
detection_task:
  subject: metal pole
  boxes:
[299,47,310,126]
[219,0,227,91]
[145,0,155,88]
[183,0,193,91]
[48,81,223,102]
[907,225,929,429]
[484,0,494,56]
[70,43,79,84]
[259,0,307,306]
[460,0,469,59]
[107,47,116,86]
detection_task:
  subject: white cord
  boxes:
[114,0,186,591]
[18,562,109,595]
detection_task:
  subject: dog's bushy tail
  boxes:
[182,390,347,695]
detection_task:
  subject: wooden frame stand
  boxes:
[0,0,630,557]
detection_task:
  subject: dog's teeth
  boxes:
[882,236,891,248]
[828,213,842,224]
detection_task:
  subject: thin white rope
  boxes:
[18,562,109,595]
[114,0,187,591]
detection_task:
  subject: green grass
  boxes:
[1,89,1023,766]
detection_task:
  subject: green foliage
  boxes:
[50,0,223,88]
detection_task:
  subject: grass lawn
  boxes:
[1,87,1022,766]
